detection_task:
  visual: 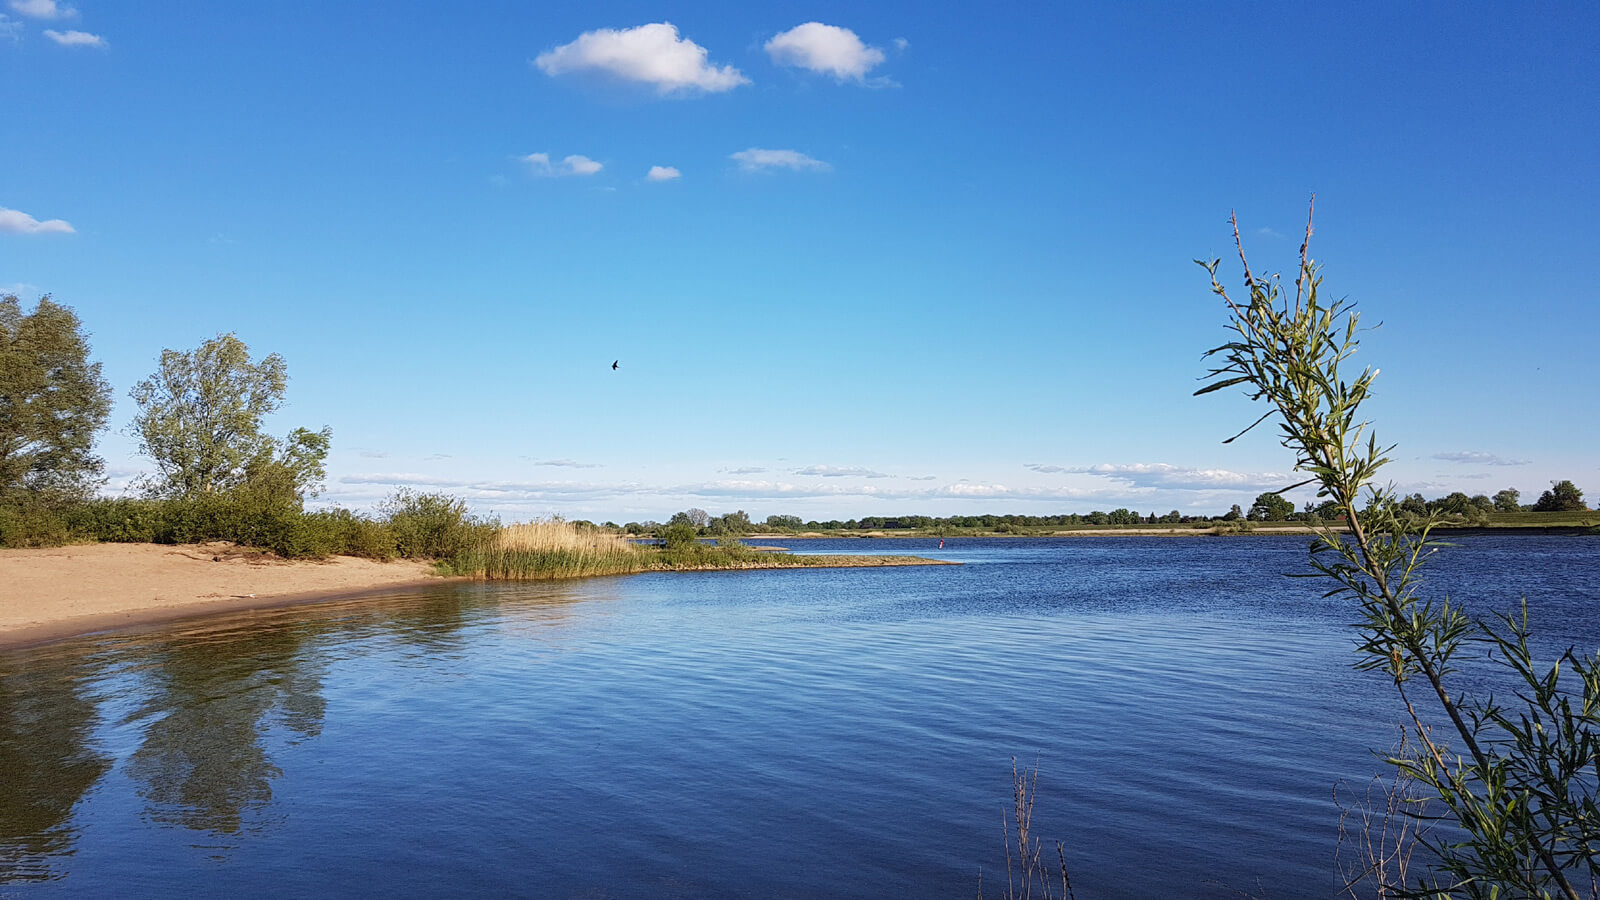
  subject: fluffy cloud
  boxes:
[646,165,681,181]
[43,27,102,46]
[523,153,603,177]
[9,0,75,19]
[1432,451,1530,467]
[794,465,890,478]
[0,206,75,235]
[729,148,830,173]
[535,23,748,95]
[765,22,885,82]
[1025,462,1292,492]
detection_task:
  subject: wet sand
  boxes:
[0,542,448,649]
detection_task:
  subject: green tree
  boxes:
[0,295,112,500]
[1198,206,1598,897]
[659,522,698,550]
[130,334,330,498]
[1492,488,1521,513]
[1246,491,1294,521]
[1533,480,1586,512]
[1221,503,1243,521]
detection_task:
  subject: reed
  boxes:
[448,519,650,580]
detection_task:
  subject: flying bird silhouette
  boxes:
[612,360,619,371]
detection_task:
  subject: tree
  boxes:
[130,333,330,498]
[1246,491,1294,521]
[0,295,112,500]
[1199,206,1598,897]
[1221,504,1243,521]
[1492,488,1521,513]
[1533,479,1586,512]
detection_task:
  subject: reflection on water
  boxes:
[127,624,327,838]
[0,659,110,881]
[0,538,1593,897]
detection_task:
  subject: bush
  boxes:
[0,500,73,548]
[659,522,699,550]
[383,489,489,560]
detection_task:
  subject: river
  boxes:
[2,535,1596,898]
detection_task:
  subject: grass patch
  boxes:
[444,519,650,579]
[444,523,953,580]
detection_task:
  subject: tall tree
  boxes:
[0,295,112,500]
[1492,488,1521,513]
[1246,491,1294,521]
[1533,480,1586,512]
[130,333,330,498]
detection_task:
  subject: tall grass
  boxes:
[446,519,650,580]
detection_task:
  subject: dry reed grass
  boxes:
[449,519,648,580]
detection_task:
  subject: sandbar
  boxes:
[0,542,447,650]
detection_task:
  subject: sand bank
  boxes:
[0,542,447,649]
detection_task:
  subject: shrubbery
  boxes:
[0,487,488,562]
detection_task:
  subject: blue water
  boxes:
[1,536,1596,898]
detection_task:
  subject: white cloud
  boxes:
[730,148,831,173]
[0,206,75,235]
[43,28,102,47]
[722,466,767,475]
[646,165,680,181]
[531,458,603,469]
[765,22,886,82]
[9,0,75,19]
[535,22,748,95]
[523,152,603,177]
[892,37,909,52]
[795,465,891,478]
[1432,451,1531,467]
[1026,462,1293,492]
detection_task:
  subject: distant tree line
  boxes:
[621,481,1588,535]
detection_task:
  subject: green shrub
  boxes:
[383,489,489,560]
[0,500,72,548]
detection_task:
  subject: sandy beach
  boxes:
[0,542,446,649]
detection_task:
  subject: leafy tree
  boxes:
[659,522,698,550]
[130,334,330,498]
[0,295,113,500]
[705,509,751,535]
[1533,480,1586,512]
[1221,504,1243,521]
[765,514,802,530]
[1246,491,1294,521]
[1492,488,1521,513]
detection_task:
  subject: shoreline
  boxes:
[0,542,953,651]
[0,542,453,651]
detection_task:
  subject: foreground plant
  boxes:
[1198,200,1599,898]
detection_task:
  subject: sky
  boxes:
[3,1,1596,523]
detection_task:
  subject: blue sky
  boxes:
[3,1,1596,522]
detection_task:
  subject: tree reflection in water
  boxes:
[0,657,111,882]
[127,622,327,838]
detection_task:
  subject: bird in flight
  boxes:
[612,360,619,371]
